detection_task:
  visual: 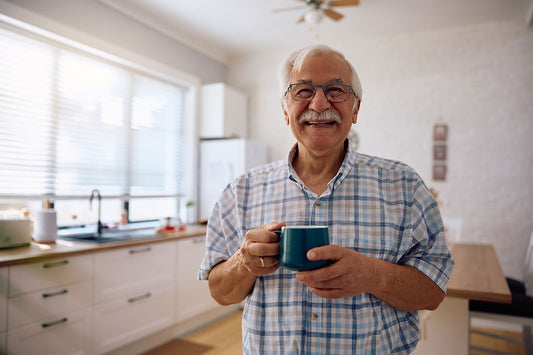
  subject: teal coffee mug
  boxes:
[275,226,330,271]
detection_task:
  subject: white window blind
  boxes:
[0,22,186,200]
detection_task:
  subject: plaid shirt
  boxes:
[199,141,454,355]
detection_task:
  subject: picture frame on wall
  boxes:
[433,144,447,161]
[433,164,447,181]
[433,124,448,141]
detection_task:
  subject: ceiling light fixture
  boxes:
[304,8,325,26]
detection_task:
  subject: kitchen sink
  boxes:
[58,229,159,244]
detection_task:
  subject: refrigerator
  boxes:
[199,138,268,220]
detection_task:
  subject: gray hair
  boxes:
[278,45,363,102]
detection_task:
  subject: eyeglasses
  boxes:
[285,83,356,103]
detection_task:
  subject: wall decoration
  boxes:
[433,144,447,161]
[432,122,448,181]
[433,164,447,181]
[433,124,448,141]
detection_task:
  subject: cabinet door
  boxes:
[176,236,219,322]
[6,308,91,355]
[200,83,247,138]
[93,283,175,354]
[94,241,175,303]
[8,280,91,329]
[0,268,6,333]
[9,254,92,297]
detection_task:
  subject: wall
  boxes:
[227,20,533,280]
[0,0,226,84]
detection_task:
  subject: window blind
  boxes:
[0,22,186,200]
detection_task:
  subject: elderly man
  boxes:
[199,44,454,354]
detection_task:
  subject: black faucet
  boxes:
[89,189,103,236]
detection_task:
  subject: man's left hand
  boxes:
[295,245,376,299]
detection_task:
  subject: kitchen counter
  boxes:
[446,243,512,303]
[0,224,207,267]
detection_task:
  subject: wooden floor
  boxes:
[142,311,243,355]
[144,310,526,355]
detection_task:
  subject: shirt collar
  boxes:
[285,138,357,193]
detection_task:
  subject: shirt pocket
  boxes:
[332,224,403,263]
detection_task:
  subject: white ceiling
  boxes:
[98,0,533,64]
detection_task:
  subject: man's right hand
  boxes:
[208,221,285,305]
[238,221,285,276]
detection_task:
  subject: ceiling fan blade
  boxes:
[323,9,344,21]
[328,0,359,7]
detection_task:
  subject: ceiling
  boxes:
[98,0,533,64]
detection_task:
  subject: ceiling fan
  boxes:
[273,0,360,26]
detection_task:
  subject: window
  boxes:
[0,17,195,227]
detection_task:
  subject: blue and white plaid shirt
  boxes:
[199,141,454,355]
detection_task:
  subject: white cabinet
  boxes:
[7,308,92,355]
[0,235,230,354]
[176,236,220,322]
[93,241,175,354]
[201,83,247,138]
[6,254,93,355]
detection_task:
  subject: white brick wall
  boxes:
[227,20,533,280]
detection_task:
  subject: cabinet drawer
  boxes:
[94,241,175,303]
[6,308,91,355]
[8,280,92,329]
[9,254,92,297]
[93,284,175,354]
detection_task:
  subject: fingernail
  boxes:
[296,273,303,281]
[308,251,316,259]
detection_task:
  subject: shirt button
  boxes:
[311,313,318,321]
[315,200,321,207]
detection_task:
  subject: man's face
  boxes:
[282,53,360,156]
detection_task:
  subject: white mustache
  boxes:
[298,109,342,124]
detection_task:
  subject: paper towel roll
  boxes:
[33,211,57,243]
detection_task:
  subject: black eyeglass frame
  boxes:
[284,83,357,103]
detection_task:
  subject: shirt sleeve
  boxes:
[399,176,455,292]
[198,183,241,280]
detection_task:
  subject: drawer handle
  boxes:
[128,292,151,303]
[129,246,151,254]
[42,289,68,298]
[41,317,68,328]
[42,260,69,268]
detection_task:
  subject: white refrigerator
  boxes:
[199,138,268,220]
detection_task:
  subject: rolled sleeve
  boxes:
[198,184,240,280]
[400,181,455,292]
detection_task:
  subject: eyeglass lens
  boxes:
[290,83,352,102]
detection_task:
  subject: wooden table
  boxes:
[412,243,512,355]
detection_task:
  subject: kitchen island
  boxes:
[412,243,512,355]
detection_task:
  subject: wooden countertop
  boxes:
[0,224,207,267]
[446,243,512,304]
